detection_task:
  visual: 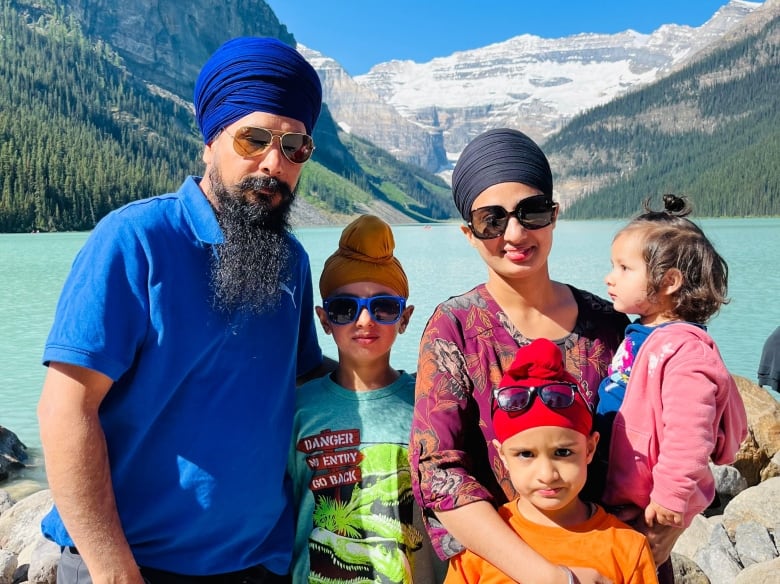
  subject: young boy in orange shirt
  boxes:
[445,339,658,584]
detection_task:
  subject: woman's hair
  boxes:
[619,194,729,324]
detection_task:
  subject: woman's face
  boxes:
[462,182,556,283]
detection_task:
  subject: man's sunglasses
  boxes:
[491,382,592,415]
[468,195,558,240]
[323,295,406,325]
[222,126,315,164]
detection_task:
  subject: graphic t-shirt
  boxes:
[289,372,437,584]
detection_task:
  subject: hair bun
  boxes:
[662,194,690,216]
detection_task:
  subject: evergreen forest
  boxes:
[0,5,203,232]
[0,3,454,233]
[555,13,780,219]
[0,2,778,233]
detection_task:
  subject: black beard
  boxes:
[208,170,295,315]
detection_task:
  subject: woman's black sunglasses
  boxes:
[468,195,558,240]
[491,382,592,415]
[323,295,406,325]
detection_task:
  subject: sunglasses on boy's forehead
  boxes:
[491,382,592,415]
[468,194,558,240]
[222,126,315,164]
[323,295,407,325]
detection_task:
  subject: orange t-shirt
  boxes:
[445,501,658,584]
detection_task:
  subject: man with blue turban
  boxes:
[38,37,330,583]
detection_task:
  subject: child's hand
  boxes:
[641,521,684,567]
[638,501,685,566]
[644,500,683,527]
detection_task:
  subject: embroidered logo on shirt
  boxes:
[280,283,296,308]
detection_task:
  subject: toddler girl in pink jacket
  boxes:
[595,194,748,584]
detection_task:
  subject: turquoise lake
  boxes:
[1,218,778,496]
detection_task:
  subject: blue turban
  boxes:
[451,128,553,220]
[194,37,323,144]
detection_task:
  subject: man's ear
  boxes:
[315,306,332,335]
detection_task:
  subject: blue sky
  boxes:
[265,1,762,76]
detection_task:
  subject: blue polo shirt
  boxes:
[41,177,323,575]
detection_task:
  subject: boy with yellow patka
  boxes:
[288,215,442,583]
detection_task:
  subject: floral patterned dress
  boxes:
[409,283,628,558]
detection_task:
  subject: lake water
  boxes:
[2,218,779,497]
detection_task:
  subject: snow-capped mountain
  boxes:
[299,47,448,172]
[304,0,762,174]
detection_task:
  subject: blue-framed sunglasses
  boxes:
[323,295,407,325]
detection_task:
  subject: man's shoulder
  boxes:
[97,192,184,231]
[78,195,180,258]
[91,180,219,248]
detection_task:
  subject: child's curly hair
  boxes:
[618,194,729,324]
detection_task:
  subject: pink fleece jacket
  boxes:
[602,323,748,527]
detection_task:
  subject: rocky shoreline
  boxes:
[0,428,27,485]
[0,375,778,583]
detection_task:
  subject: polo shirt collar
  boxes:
[180,176,224,245]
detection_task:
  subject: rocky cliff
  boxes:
[60,0,293,100]
[299,46,447,172]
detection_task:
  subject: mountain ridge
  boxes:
[1,0,777,233]
[0,0,455,232]
[314,0,763,173]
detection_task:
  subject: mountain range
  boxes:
[1,0,454,231]
[0,0,777,232]
[305,0,763,174]
[305,0,779,215]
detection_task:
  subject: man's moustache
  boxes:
[236,176,293,200]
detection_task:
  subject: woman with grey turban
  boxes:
[410,129,629,583]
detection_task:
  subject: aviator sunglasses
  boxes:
[222,126,315,164]
[491,382,592,415]
[323,295,406,325]
[468,194,558,240]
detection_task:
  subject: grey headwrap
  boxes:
[451,128,553,220]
